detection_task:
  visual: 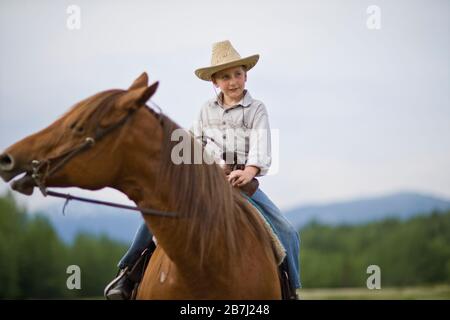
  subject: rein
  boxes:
[30,99,177,218]
[45,190,177,218]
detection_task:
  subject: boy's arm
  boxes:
[246,103,272,176]
[228,165,260,187]
[189,107,204,142]
[245,165,260,177]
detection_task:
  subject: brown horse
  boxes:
[0,73,281,299]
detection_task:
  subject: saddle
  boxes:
[220,152,259,197]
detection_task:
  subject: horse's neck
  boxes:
[115,114,252,275]
[138,198,220,275]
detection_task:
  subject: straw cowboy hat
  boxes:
[195,40,259,81]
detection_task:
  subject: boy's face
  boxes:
[212,66,247,101]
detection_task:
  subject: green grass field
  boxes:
[298,284,450,300]
[87,285,450,300]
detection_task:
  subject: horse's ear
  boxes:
[100,81,159,127]
[129,72,149,90]
[119,81,159,110]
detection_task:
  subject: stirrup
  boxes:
[289,290,300,300]
[104,266,130,299]
[104,243,156,300]
[279,260,298,300]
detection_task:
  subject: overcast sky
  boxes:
[0,0,449,212]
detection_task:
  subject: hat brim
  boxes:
[195,54,259,81]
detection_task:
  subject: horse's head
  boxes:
[0,73,160,196]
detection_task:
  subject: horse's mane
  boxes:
[40,90,124,155]
[153,108,272,267]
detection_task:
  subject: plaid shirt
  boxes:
[190,90,271,176]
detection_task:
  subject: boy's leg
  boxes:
[118,221,153,269]
[105,221,154,300]
[250,188,301,290]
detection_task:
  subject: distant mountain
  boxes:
[285,191,450,230]
[35,191,450,243]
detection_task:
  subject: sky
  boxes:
[0,0,449,212]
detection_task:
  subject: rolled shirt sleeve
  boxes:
[189,107,203,140]
[246,103,272,176]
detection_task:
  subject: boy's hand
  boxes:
[227,166,260,187]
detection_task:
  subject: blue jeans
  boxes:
[249,189,301,289]
[118,188,301,289]
[118,222,153,269]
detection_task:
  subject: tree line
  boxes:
[300,209,450,288]
[0,192,127,299]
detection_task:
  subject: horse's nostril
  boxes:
[0,153,15,171]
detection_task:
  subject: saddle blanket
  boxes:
[244,195,287,265]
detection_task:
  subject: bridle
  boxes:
[29,97,177,218]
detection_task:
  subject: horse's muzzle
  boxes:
[0,152,20,182]
[10,173,36,195]
[0,152,36,195]
[0,152,15,171]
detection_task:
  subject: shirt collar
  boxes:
[213,90,253,108]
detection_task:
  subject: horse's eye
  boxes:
[70,122,84,134]
[76,126,84,133]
